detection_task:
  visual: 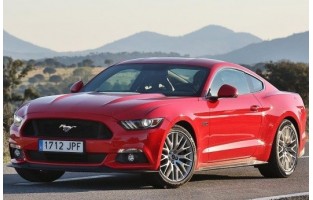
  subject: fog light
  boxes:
[9,143,24,160]
[9,147,24,160]
[14,149,21,157]
[116,149,148,164]
[127,153,135,162]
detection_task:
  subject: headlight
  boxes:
[120,118,163,130]
[13,114,23,127]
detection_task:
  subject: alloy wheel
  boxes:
[276,122,298,174]
[160,129,194,182]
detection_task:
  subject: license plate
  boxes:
[39,140,84,153]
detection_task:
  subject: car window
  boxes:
[96,69,140,92]
[83,64,210,97]
[169,68,207,92]
[246,74,264,92]
[209,68,250,96]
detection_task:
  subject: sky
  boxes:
[3,0,309,52]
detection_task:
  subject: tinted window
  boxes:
[83,64,209,97]
[209,69,250,96]
[169,68,207,93]
[246,74,264,92]
[97,69,140,92]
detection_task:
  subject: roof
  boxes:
[118,57,227,68]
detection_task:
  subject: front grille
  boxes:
[23,119,113,139]
[27,151,106,164]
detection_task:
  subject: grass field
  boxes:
[21,66,104,83]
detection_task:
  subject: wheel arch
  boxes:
[257,117,300,178]
[175,121,197,147]
[284,116,300,144]
[258,114,301,162]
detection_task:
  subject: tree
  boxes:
[104,59,113,66]
[28,74,45,84]
[28,77,38,84]
[72,67,92,82]
[73,68,86,77]
[44,58,57,66]
[3,57,33,103]
[3,57,37,132]
[49,75,63,84]
[43,67,56,77]
[82,59,94,67]
[24,87,39,101]
[260,61,309,106]
[27,59,36,66]
[69,64,77,68]
[34,74,45,81]
[77,59,94,67]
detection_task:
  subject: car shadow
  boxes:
[3,173,153,194]
[4,171,267,194]
[190,173,264,182]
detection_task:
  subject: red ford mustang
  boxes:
[9,58,307,188]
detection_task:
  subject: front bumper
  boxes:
[8,162,155,173]
[9,112,169,172]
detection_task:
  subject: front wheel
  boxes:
[258,119,299,178]
[150,125,197,188]
[15,168,65,182]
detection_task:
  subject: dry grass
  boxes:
[92,67,104,75]
[3,133,11,163]
[21,66,104,83]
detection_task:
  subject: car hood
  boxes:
[24,92,176,119]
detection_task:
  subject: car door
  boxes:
[205,68,263,162]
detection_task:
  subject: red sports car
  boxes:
[9,58,307,188]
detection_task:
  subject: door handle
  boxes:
[250,105,260,112]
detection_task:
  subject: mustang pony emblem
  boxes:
[59,124,77,132]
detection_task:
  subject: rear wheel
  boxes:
[150,125,197,188]
[15,168,65,182]
[258,119,298,178]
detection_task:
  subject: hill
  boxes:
[3,30,59,59]
[3,25,262,59]
[89,25,262,56]
[207,31,309,64]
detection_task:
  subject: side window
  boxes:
[169,68,207,92]
[210,69,250,96]
[96,69,140,91]
[170,68,198,82]
[246,74,264,92]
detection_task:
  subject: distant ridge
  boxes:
[89,25,262,56]
[3,25,262,60]
[3,30,58,59]
[207,31,309,64]
[4,27,309,64]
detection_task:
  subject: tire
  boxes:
[15,168,65,182]
[149,125,197,188]
[258,119,299,178]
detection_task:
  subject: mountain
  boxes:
[89,25,262,56]
[3,28,308,64]
[207,31,309,64]
[3,30,58,59]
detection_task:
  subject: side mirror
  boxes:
[217,84,238,98]
[70,80,84,93]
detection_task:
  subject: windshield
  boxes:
[82,64,210,97]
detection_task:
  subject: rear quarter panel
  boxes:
[253,90,307,161]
